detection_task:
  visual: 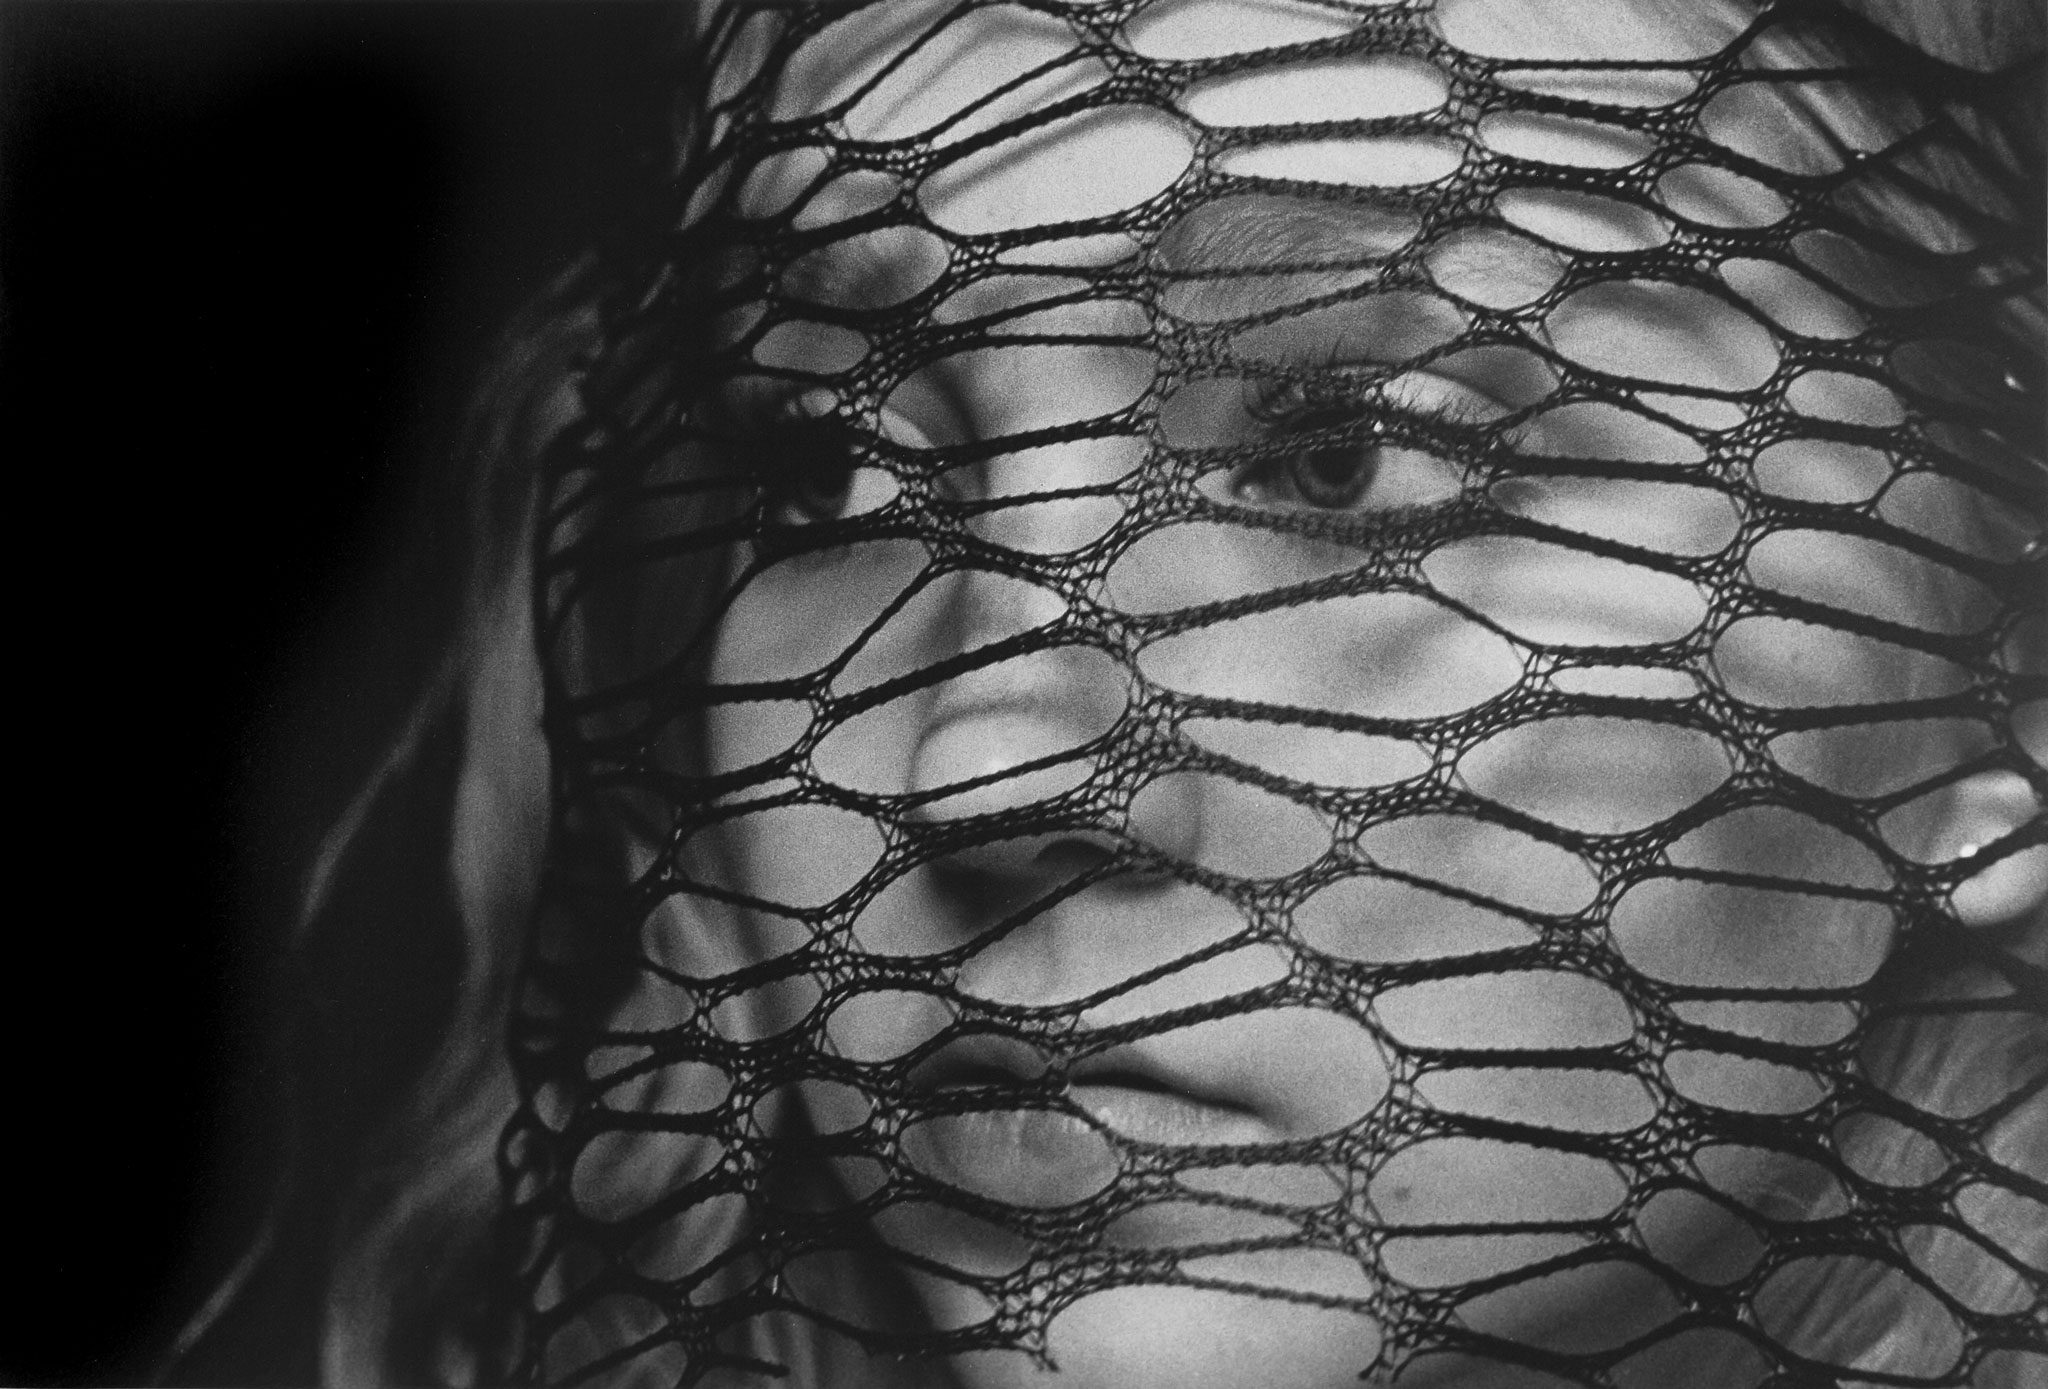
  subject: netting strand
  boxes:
[499,1,2045,1384]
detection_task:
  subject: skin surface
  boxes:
[662,1,2048,1384]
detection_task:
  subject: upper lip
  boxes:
[907,1031,1051,1093]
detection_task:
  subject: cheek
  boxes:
[1030,1286,1380,1389]
[710,538,930,687]
[705,697,810,775]
[1422,535,1709,653]
[1711,613,1973,742]
[1723,533,1980,710]
[1136,587,1526,721]
[927,1284,1383,1389]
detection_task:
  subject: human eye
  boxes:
[1219,372,1490,517]
[752,388,921,527]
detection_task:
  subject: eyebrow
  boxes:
[779,223,949,313]
[1157,197,1420,303]
[1159,172,1794,330]
[775,177,1762,352]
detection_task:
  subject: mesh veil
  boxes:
[499,1,2046,1384]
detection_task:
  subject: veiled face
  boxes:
[668,1,2007,1384]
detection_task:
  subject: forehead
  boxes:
[765,0,1731,108]
[735,0,1745,234]
[722,0,1821,413]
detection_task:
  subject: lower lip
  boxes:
[906,1086,1274,1207]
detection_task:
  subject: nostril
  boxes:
[1034,838,1115,878]
[1123,767,1213,872]
[891,645,1138,889]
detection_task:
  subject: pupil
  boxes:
[772,411,860,520]
[797,459,854,515]
[1291,446,1374,508]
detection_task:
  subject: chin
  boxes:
[939,1284,1384,1389]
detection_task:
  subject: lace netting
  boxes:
[500,0,2045,1383]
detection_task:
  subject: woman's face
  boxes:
[678,0,1998,1384]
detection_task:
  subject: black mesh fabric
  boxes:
[500,0,2045,1384]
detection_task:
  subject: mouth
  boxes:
[1066,1046,1274,1149]
[912,1031,1256,1109]
[900,1034,1277,1204]
[1066,1078,1274,1146]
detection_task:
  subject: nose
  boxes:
[904,506,1204,890]
[907,643,1112,826]
[907,645,1210,889]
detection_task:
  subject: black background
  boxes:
[0,4,668,1381]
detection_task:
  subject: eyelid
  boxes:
[781,387,941,453]
[755,392,911,530]
[877,400,940,451]
[1246,368,1497,433]
[1216,372,1484,516]
[1377,370,1502,426]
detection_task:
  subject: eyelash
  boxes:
[735,387,924,543]
[1229,376,1489,517]
[735,371,1493,532]
[750,395,863,520]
